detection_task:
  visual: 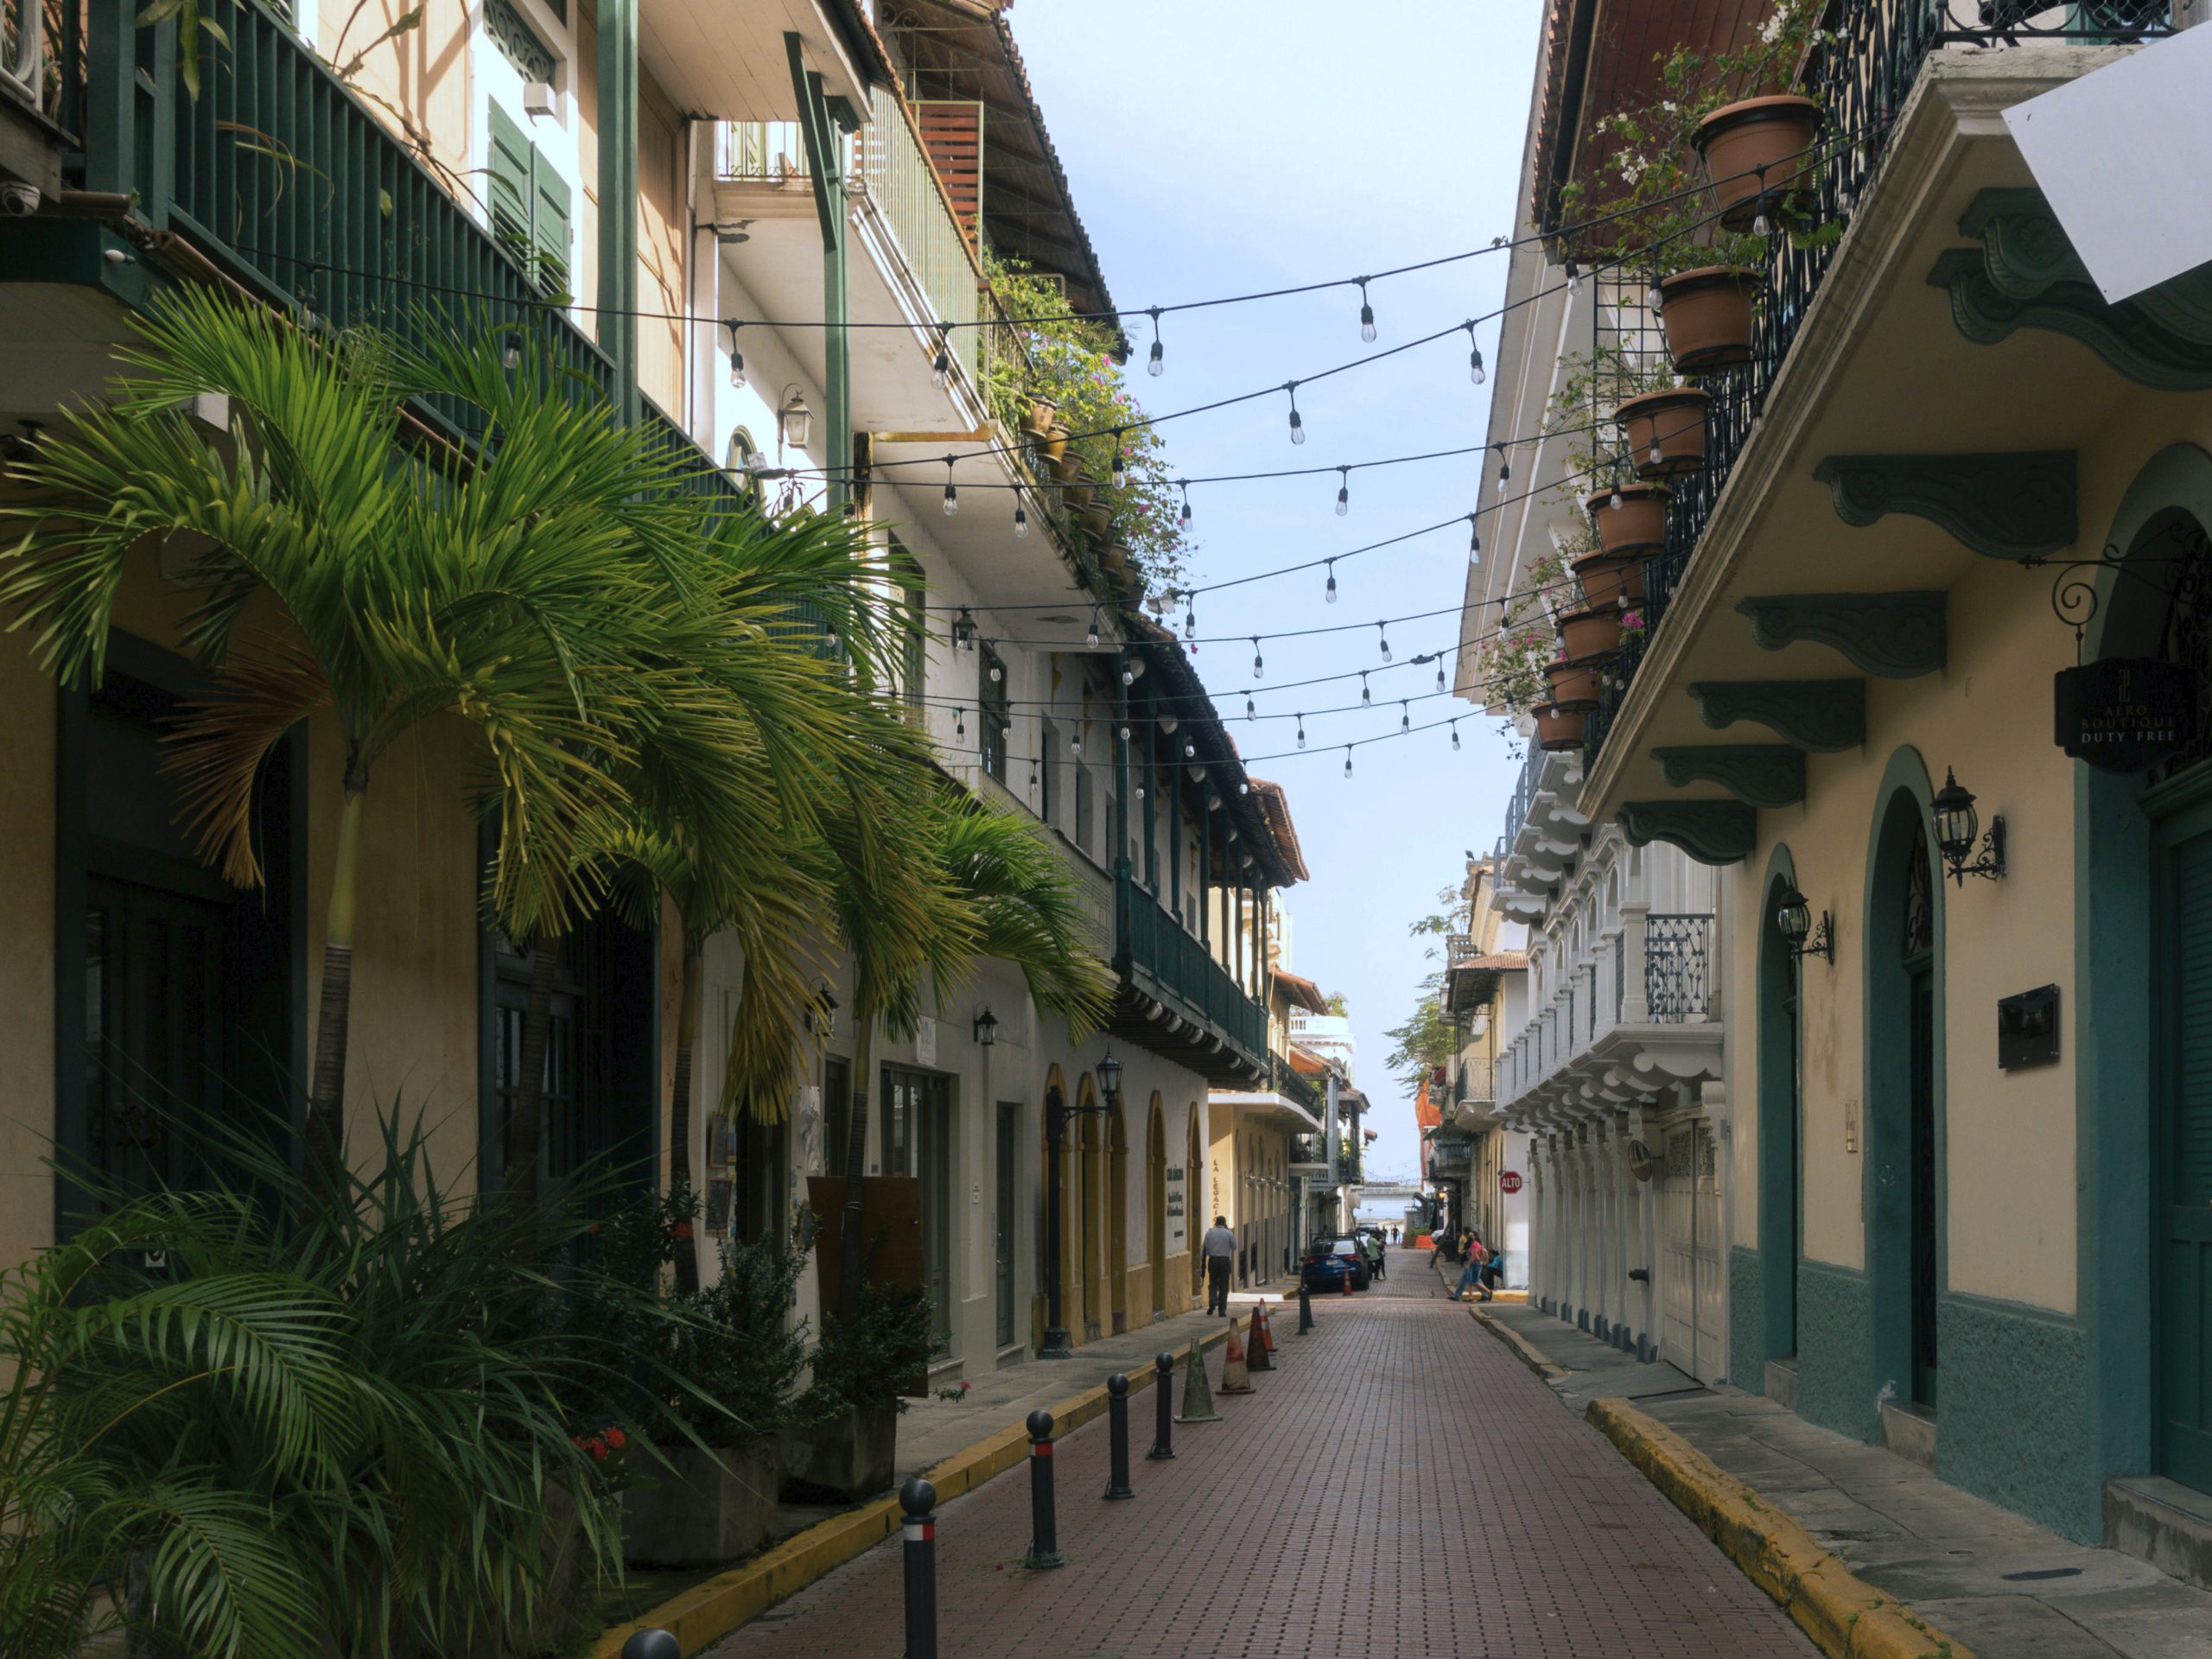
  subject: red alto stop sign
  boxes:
[1499,1172,1524,1194]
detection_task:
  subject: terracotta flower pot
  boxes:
[1022,397,1057,436]
[1062,478,1095,512]
[1546,657,1605,708]
[1038,421,1071,465]
[1583,484,1670,556]
[1078,500,1114,538]
[1693,93,1822,231]
[1556,602,1623,661]
[1657,266,1762,374]
[1572,546,1647,608]
[1616,387,1710,480]
[1048,448,1082,484]
[1534,702,1592,753]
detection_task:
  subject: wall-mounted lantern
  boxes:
[1776,881,1834,963]
[1932,767,2006,886]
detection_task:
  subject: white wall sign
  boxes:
[914,1016,938,1068]
[2005,25,2212,304]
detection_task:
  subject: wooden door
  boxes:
[995,1104,1017,1349]
[2156,798,2212,1491]
[1661,1130,1698,1372]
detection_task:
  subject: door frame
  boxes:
[1757,845,1804,1369]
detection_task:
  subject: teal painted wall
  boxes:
[1936,1291,2097,1541]
[1731,1246,1766,1395]
[1796,1259,1878,1442]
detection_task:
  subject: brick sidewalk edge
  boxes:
[1465,1303,1568,1380]
[1584,1396,1977,1659]
[589,1316,1253,1658]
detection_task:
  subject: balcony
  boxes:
[1492,747,1586,920]
[1109,869,1269,1086]
[1580,0,2175,772]
[1495,905,1719,1127]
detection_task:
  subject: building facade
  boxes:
[0,0,1327,1399]
[1462,0,2212,1554]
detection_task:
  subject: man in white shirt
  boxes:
[1200,1216,1236,1316]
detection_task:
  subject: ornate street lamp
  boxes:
[973,1006,999,1047]
[1931,767,2006,886]
[1774,881,1834,963]
[1040,1049,1122,1359]
[777,384,813,451]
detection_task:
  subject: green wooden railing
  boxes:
[1114,870,1268,1069]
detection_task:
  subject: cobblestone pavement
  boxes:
[706,1250,1815,1658]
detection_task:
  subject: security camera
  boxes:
[0,182,41,217]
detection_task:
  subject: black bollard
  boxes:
[1298,1278,1314,1334]
[620,1631,679,1659]
[1023,1408,1063,1567]
[899,1478,938,1659]
[1103,1374,1135,1499]
[1147,1351,1177,1459]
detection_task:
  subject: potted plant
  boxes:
[1077,499,1114,540]
[1062,474,1096,512]
[1655,265,1764,372]
[1547,653,1605,709]
[1616,386,1710,478]
[1694,93,1822,230]
[1584,483,1669,555]
[1022,395,1056,436]
[620,1230,811,1569]
[1534,702,1592,752]
[1557,600,1624,662]
[786,1278,938,1503]
[1573,544,1647,608]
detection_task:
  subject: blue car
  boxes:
[1300,1236,1370,1292]
[1300,1249,1351,1293]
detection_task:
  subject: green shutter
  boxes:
[530,148,572,296]
[486,100,534,268]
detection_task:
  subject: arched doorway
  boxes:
[1147,1096,1167,1320]
[1108,1099,1128,1334]
[1757,848,1804,1377]
[1187,1109,1204,1297]
[1865,759,1944,1416]
[1077,1075,1103,1340]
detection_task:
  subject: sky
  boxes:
[1007,1,1546,1184]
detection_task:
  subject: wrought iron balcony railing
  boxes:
[1272,1055,1324,1117]
[1644,912,1713,1023]
[1115,869,1268,1071]
[1585,0,2171,766]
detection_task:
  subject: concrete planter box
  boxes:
[781,1402,898,1503]
[622,1442,779,1568]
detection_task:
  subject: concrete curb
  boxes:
[1585,1397,1977,1659]
[590,1317,1250,1657]
[1467,1303,1568,1382]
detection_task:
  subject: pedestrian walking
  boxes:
[1201,1216,1236,1315]
[1454,1233,1490,1301]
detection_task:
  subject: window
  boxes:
[823,1054,852,1180]
[980,644,1008,781]
[1075,764,1094,855]
[487,100,572,293]
[889,537,924,715]
[1039,719,1059,827]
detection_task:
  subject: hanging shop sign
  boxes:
[2053,658,2192,772]
[1498,1171,1523,1194]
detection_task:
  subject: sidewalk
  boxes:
[1478,1300,2212,1658]
[894,1290,1284,1474]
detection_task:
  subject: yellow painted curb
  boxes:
[590,1318,1249,1658]
[1467,1304,1567,1381]
[1585,1397,1976,1659]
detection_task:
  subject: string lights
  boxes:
[1285,381,1306,446]
[931,327,952,390]
[1376,622,1392,662]
[1465,323,1485,385]
[1251,637,1264,678]
[1013,493,1028,537]
[1467,514,1482,566]
[725,320,744,388]
[1335,466,1350,518]
[1147,306,1166,377]
[1325,559,1338,605]
[1357,278,1377,343]
[941,455,958,517]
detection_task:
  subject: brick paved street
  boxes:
[706,1252,1817,1657]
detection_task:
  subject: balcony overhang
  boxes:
[1210,1091,1323,1135]
[643,0,874,125]
[1501,1021,1724,1128]
[1578,44,2182,829]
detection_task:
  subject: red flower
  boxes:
[672,1222,695,1240]
[589,1439,609,1462]
[605,1427,627,1450]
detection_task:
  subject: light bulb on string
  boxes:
[1118,723,1131,741]
[1646,275,1665,314]
[1285,381,1306,446]
[1184,738,1197,760]
[1014,494,1029,537]
[1495,442,1510,496]
[1451,720,1462,751]
[1467,513,1481,566]
[1649,441,1664,468]
[1183,594,1197,639]
[1029,757,1039,789]
[1435,661,1447,692]
[1087,612,1101,649]
[954,707,965,738]
[1359,671,1371,706]
[1071,730,1083,756]
[1400,701,1411,732]
[1238,782,1249,797]
[1335,466,1350,518]
[1245,696,1255,721]
[1251,637,1264,678]
[987,650,1002,684]
[953,607,976,652]
[1565,258,1580,294]
[1146,307,1165,377]
[725,320,745,388]
[941,455,958,517]
[1356,277,1377,343]
[1752,200,1773,237]
[501,331,522,371]
[1178,480,1192,529]
[1110,435,1128,490]
[1465,321,1485,385]
[1377,622,1392,662]
[931,328,951,390]
[1296,716,1307,749]
[1344,746,1354,779]
[1325,559,1338,605]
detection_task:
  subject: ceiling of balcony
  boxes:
[641,0,874,124]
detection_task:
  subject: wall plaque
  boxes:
[2054,658,2191,772]
[1999,983,2062,1070]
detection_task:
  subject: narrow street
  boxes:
[707,1252,1816,1658]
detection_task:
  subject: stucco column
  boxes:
[1619,901,1652,1024]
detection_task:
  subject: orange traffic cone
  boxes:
[1248,1303,1274,1372]
[1341,1265,1352,1297]
[1217,1322,1254,1394]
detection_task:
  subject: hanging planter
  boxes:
[1692,93,1822,231]
[1556,601,1624,662]
[1077,500,1114,539]
[1534,702,1592,753]
[1546,656,1606,709]
[1048,447,1083,485]
[1584,483,1670,556]
[1023,396,1058,436]
[1572,547,1647,608]
[1617,387,1710,479]
[1656,266,1762,374]
[1062,477,1096,512]
[1038,420,1071,465]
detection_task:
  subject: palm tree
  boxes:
[0,291,883,1195]
[805,779,1117,1327]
